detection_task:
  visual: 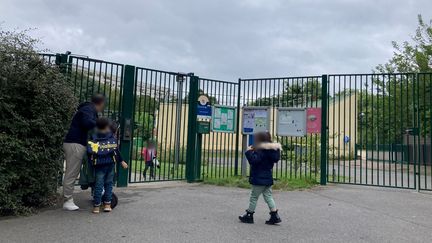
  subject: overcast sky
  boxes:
[1,0,431,80]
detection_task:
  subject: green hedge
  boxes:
[0,29,77,216]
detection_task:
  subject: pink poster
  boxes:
[306,108,321,134]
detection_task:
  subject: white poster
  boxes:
[242,107,270,134]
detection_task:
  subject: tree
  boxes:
[0,28,77,215]
[375,15,432,73]
[135,94,158,113]
[249,79,321,107]
[365,15,432,145]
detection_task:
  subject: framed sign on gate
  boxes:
[211,105,236,133]
[276,107,307,137]
[242,106,270,135]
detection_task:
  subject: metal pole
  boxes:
[241,134,248,177]
[234,78,242,176]
[320,75,328,185]
[174,75,184,169]
[118,65,136,187]
[186,75,199,182]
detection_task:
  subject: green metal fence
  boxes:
[199,78,240,179]
[239,76,325,183]
[325,73,432,190]
[42,52,432,190]
[129,67,190,183]
[417,73,432,191]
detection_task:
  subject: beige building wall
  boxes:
[155,103,329,151]
[328,95,357,159]
[155,103,243,151]
[155,101,357,158]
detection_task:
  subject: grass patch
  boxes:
[203,176,318,191]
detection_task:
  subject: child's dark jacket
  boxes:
[245,142,282,186]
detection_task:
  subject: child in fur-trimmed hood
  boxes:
[239,132,282,225]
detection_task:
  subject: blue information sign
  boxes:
[197,104,212,117]
[197,94,212,119]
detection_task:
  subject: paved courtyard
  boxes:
[1,183,431,243]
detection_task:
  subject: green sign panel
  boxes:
[211,105,236,133]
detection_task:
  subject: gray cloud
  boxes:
[1,0,431,80]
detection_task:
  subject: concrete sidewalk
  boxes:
[1,184,431,242]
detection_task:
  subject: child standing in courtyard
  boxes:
[87,117,128,213]
[141,140,157,180]
[239,132,282,224]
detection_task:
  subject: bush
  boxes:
[0,29,77,216]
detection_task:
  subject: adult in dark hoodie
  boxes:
[239,132,282,225]
[62,94,105,211]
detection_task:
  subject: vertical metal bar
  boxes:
[394,74,399,187]
[405,74,410,188]
[348,76,352,183]
[186,75,199,182]
[371,74,375,185]
[234,78,242,176]
[354,75,357,184]
[136,69,144,183]
[175,75,184,169]
[360,75,364,184]
[118,65,135,187]
[343,75,346,182]
[180,78,190,179]
[320,75,328,185]
[422,73,427,189]
[429,73,432,190]
[415,73,420,191]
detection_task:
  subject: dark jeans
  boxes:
[93,163,114,206]
[143,161,154,179]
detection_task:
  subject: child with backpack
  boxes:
[239,132,282,225]
[87,117,128,213]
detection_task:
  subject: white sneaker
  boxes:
[63,198,79,211]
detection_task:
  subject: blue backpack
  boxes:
[87,134,119,166]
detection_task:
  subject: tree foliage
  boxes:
[0,28,77,216]
[249,79,321,107]
[376,15,432,73]
[359,15,432,145]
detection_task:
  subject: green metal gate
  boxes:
[42,52,432,190]
[128,67,190,183]
[198,78,240,179]
[326,73,432,191]
[238,76,326,183]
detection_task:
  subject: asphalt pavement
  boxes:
[1,183,431,243]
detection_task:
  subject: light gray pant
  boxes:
[248,185,276,212]
[63,143,86,200]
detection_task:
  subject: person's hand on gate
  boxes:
[247,146,254,151]
[121,161,128,169]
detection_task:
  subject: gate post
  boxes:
[117,65,135,187]
[55,52,70,74]
[320,75,328,185]
[234,78,242,176]
[186,75,199,182]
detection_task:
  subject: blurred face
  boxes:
[94,102,105,112]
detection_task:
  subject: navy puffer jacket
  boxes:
[245,142,282,186]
